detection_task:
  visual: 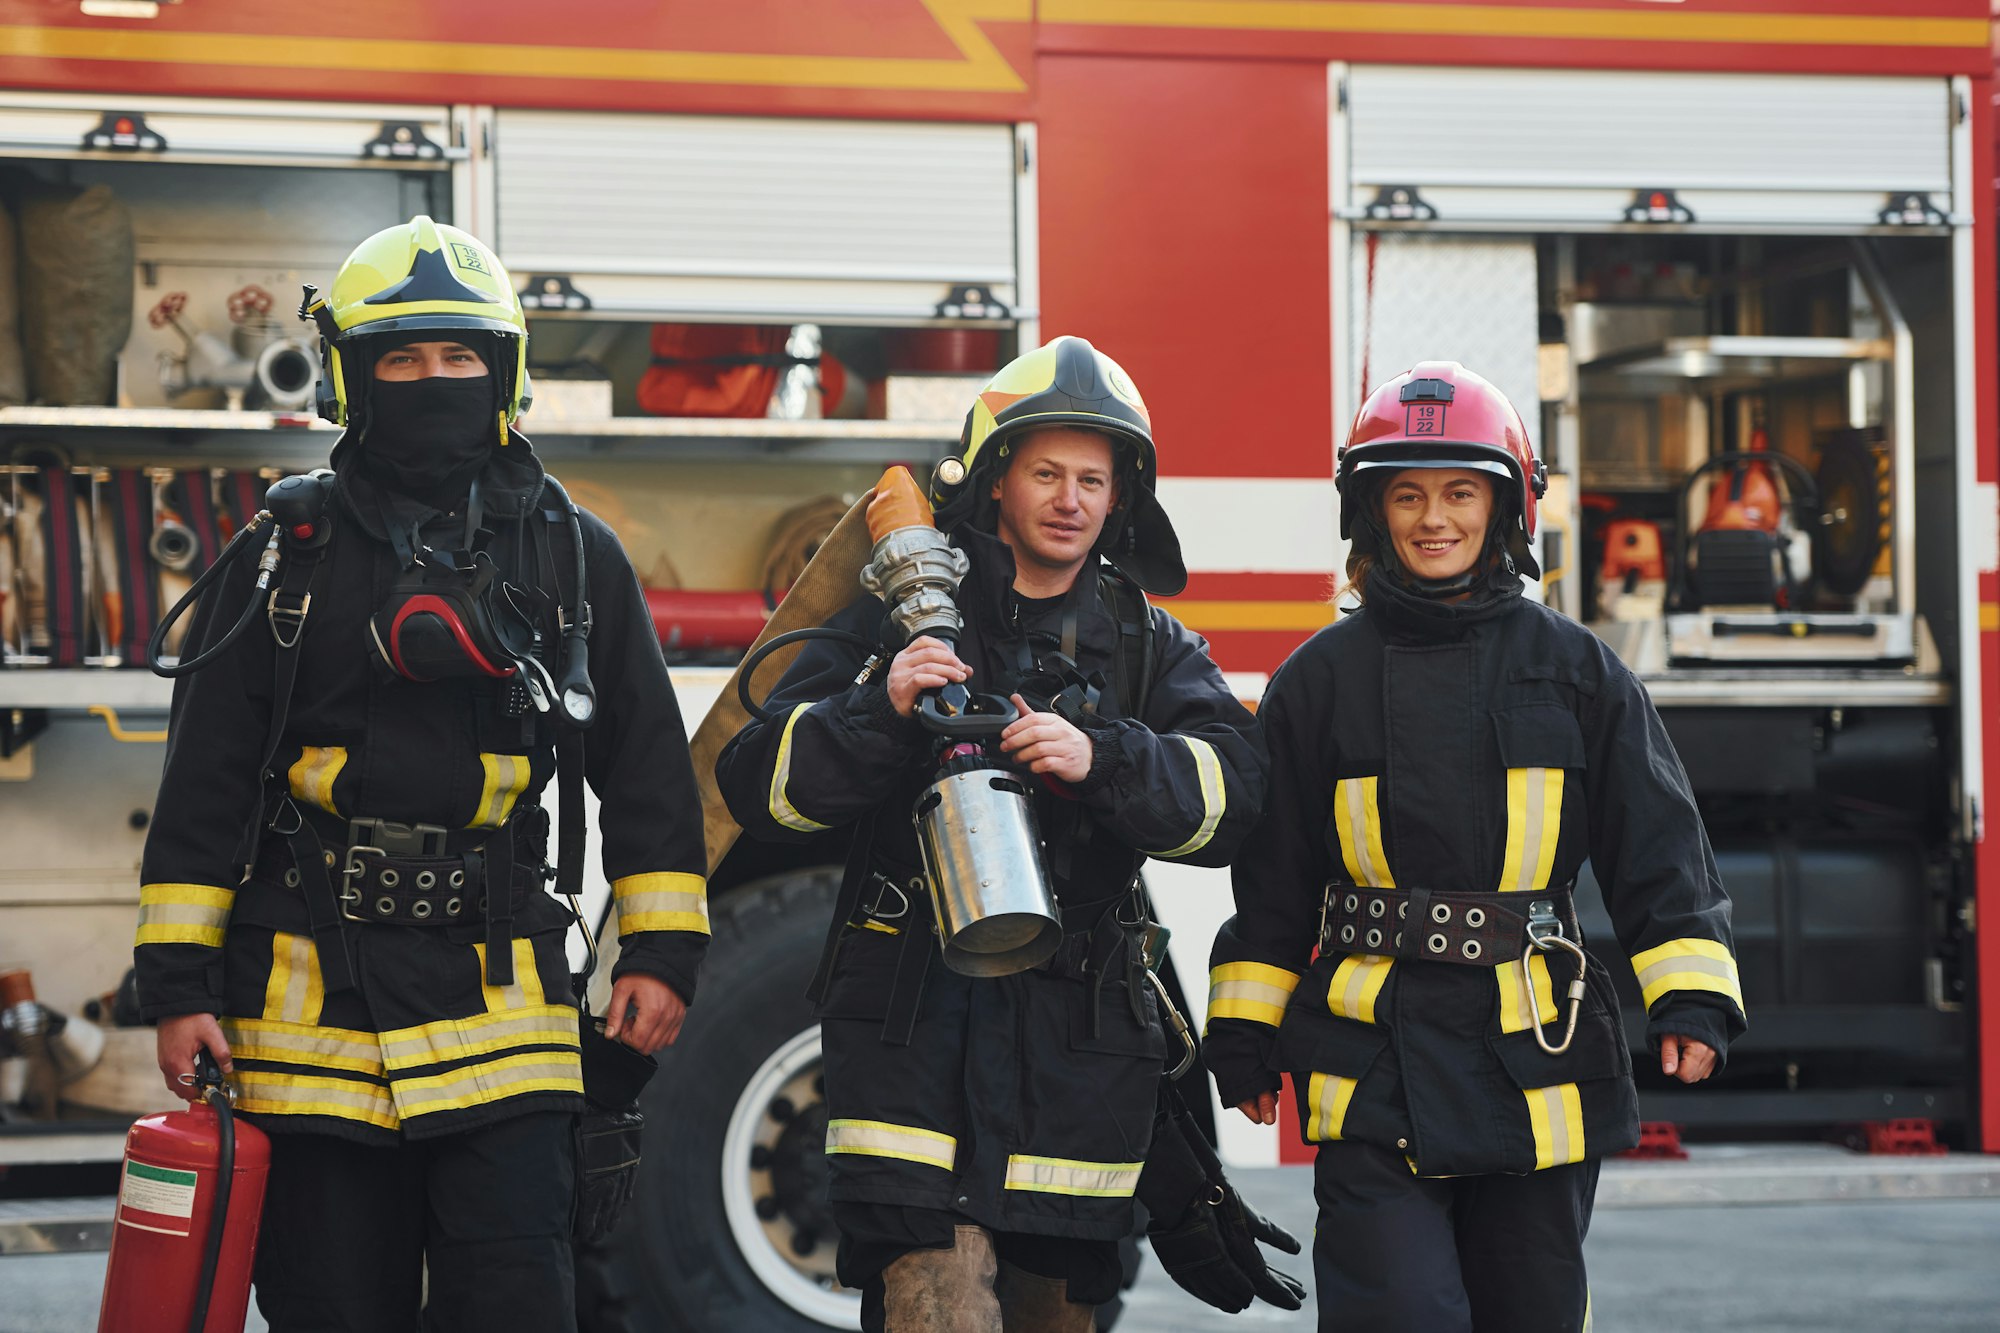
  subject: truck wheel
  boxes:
[592,868,859,1332]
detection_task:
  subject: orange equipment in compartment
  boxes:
[1699,427,1782,535]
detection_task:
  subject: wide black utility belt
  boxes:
[1320,881,1592,1055]
[261,794,546,992]
[1318,883,1581,968]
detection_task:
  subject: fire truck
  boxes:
[0,3,1994,1329]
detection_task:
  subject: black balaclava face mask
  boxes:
[357,351,499,507]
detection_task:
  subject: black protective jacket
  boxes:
[134,439,709,1143]
[1207,573,1745,1176]
[715,525,1265,1239]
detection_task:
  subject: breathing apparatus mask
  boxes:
[366,479,598,728]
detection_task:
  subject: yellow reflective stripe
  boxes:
[392,1050,583,1119]
[825,1118,958,1171]
[233,1069,399,1129]
[1524,1082,1587,1169]
[613,871,711,936]
[1495,953,1558,1034]
[1149,736,1226,858]
[135,883,234,948]
[1498,767,1564,893]
[770,703,831,833]
[378,1003,581,1071]
[1206,961,1300,1029]
[262,932,325,1027]
[1003,1154,1144,1198]
[472,753,531,829]
[474,939,544,1013]
[1305,1071,1358,1142]
[220,1017,384,1077]
[1327,953,1394,1024]
[1629,937,1744,1012]
[286,745,346,815]
[1334,778,1395,888]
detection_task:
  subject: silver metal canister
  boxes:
[912,758,1061,977]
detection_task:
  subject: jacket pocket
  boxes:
[1067,978,1166,1060]
[1272,1004,1391,1082]
[1488,956,1630,1089]
[814,925,903,1021]
[1490,702,1588,771]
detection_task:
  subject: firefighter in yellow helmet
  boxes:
[718,337,1300,1330]
[136,217,710,1332]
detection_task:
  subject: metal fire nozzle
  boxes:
[859,465,970,645]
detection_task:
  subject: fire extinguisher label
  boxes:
[118,1159,199,1236]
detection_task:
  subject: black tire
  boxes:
[587,868,854,1333]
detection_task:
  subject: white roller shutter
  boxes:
[493,110,1018,322]
[0,92,456,168]
[1343,67,1954,231]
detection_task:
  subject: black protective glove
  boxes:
[1148,1178,1306,1312]
[1138,1086,1308,1313]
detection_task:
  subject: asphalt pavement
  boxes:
[8,1150,2000,1332]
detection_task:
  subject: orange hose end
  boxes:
[867,465,933,541]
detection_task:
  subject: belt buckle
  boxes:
[339,843,382,921]
[347,817,447,856]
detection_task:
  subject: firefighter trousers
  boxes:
[250,1110,577,1333]
[1311,1140,1597,1333]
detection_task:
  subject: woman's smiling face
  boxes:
[1381,468,1495,582]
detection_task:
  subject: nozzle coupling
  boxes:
[861,525,970,646]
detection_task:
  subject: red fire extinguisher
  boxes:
[97,1053,270,1333]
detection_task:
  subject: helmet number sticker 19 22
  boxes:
[1406,402,1446,436]
[449,242,491,277]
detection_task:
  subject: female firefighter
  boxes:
[1203,362,1747,1332]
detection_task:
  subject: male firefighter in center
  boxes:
[718,336,1299,1330]
[134,217,709,1331]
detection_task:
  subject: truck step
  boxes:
[0,1196,114,1255]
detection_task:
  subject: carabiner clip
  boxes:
[1146,969,1200,1081]
[1521,900,1589,1056]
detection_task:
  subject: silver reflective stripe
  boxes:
[1536,1085,1571,1163]
[825,1119,958,1170]
[1003,1155,1143,1197]
[1151,736,1225,858]
[771,703,831,833]
[1633,953,1736,991]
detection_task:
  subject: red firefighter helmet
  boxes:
[1337,361,1548,577]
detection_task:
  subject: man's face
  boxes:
[1381,468,1495,582]
[990,427,1121,581]
[372,340,489,381]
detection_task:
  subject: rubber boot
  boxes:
[994,1260,1095,1333]
[880,1225,1002,1333]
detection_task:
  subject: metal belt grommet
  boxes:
[379,868,400,889]
[375,896,396,916]
[445,897,463,916]
[1428,933,1447,954]
[416,870,437,890]
[1461,939,1483,960]
[1341,924,1357,945]
[449,870,465,888]
[1394,932,1403,950]
[1365,927,1384,950]
[283,868,301,888]
[1368,898,1386,918]
[1344,893,1359,913]
[411,899,432,919]
[324,850,337,868]
[1431,903,1452,924]
[1398,901,1409,919]
[1465,907,1486,928]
